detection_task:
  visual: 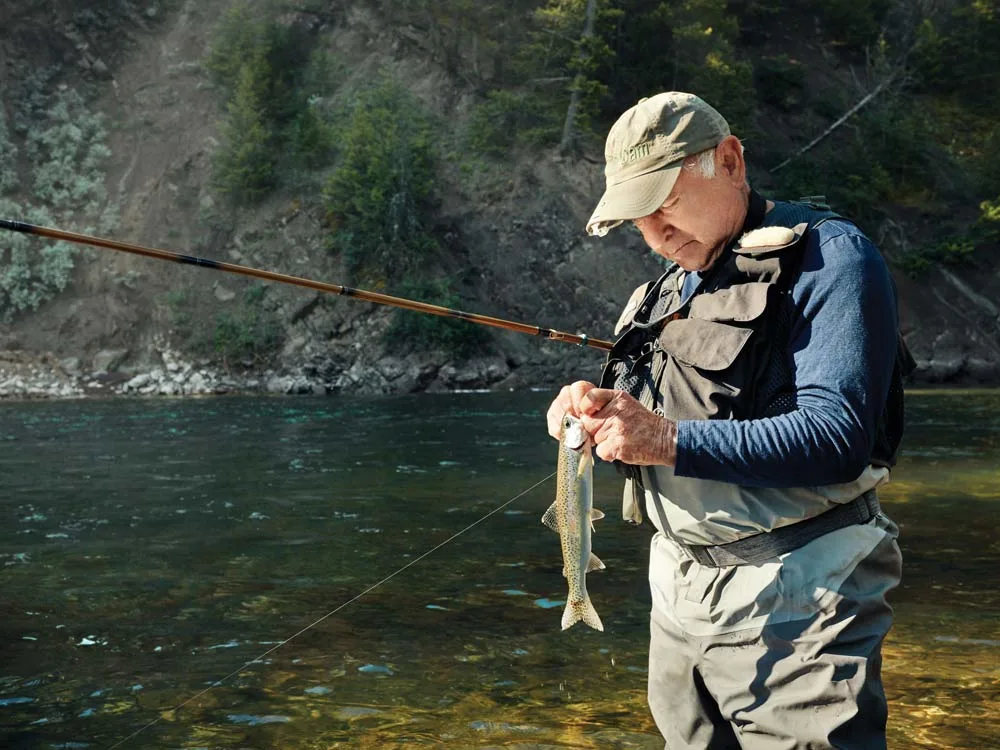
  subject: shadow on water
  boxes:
[0,389,997,749]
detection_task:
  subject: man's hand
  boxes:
[546,380,598,439]
[578,388,677,467]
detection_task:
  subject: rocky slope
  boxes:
[0,0,998,401]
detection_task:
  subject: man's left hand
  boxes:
[578,388,677,467]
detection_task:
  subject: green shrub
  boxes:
[0,88,114,318]
[213,284,282,367]
[775,101,935,224]
[26,90,110,217]
[212,51,277,200]
[754,55,807,112]
[0,109,17,193]
[802,0,890,49]
[323,78,437,282]
[896,198,1000,278]
[207,2,335,200]
[384,279,490,360]
[465,89,562,156]
[0,199,76,319]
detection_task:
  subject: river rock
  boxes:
[60,357,82,377]
[92,349,128,373]
[185,372,209,394]
[125,373,152,391]
[214,283,236,302]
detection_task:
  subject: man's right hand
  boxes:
[546,380,598,439]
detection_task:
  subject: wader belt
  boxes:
[681,490,880,567]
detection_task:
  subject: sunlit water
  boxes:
[0,390,997,749]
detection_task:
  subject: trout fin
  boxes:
[586,553,606,573]
[561,596,604,632]
[589,507,605,531]
[541,501,560,533]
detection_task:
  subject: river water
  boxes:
[0,390,997,749]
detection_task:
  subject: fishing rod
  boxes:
[0,219,613,352]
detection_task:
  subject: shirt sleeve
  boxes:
[673,225,898,488]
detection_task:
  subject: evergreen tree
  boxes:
[213,52,276,201]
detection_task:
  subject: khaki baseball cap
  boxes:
[586,92,731,237]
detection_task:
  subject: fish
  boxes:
[542,414,605,631]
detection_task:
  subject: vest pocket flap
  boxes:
[689,281,769,322]
[658,319,753,371]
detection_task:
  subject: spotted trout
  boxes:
[543,414,605,631]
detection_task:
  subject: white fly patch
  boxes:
[740,226,795,249]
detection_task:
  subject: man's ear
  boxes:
[716,135,745,186]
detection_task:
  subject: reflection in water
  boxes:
[0,390,998,749]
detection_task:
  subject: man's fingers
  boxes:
[568,381,597,413]
[546,381,596,439]
[546,386,573,439]
[579,388,619,416]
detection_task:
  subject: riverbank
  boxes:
[0,346,523,400]
[3,344,999,401]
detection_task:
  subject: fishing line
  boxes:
[107,470,557,749]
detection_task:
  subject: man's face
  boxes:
[631,138,746,272]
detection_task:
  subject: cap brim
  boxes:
[586,164,682,237]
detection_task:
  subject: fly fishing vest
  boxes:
[600,195,911,500]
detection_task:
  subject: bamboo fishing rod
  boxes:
[0,219,613,352]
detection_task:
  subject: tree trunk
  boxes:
[559,0,598,154]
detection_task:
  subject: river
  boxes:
[1,390,997,748]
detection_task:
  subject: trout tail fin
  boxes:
[561,596,604,632]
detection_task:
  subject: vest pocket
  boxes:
[657,319,754,371]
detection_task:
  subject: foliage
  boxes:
[384,279,490,359]
[912,0,1000,117]
[753,55,807,112]
[651,0,755,134]
[322,78,437,282]
[212,50,277,200]
[207,1,335,200]
[465,89,562,156]
[26,89,110,218]
[0,88,114,319]
[0,108,16,193]
[0,200,76,319]
[800,0,891,49]
[213,284,282,368]
[896,197,1000,277]
[774,100,936,225]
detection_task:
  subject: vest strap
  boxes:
[680,490,880,567]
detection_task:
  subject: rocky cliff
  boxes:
[1,0,997,401]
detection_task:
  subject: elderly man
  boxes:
[547,92,909,749]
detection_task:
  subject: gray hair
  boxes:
[683,141,744,179]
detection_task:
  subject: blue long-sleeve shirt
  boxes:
[673,204,899,488]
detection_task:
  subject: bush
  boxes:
[323,78,437,282]
[0,89,113,319]
[213,284,282,367]
[0,200,76,319]
[384,279,490,360]
[207,2,335,200]
[774,101,935,225]
[27,90,110,218]
[802,0,890,49]
[212,51,277,200]
[0,109,17,193]
[465,89,562,156]
[754,55,807,112]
